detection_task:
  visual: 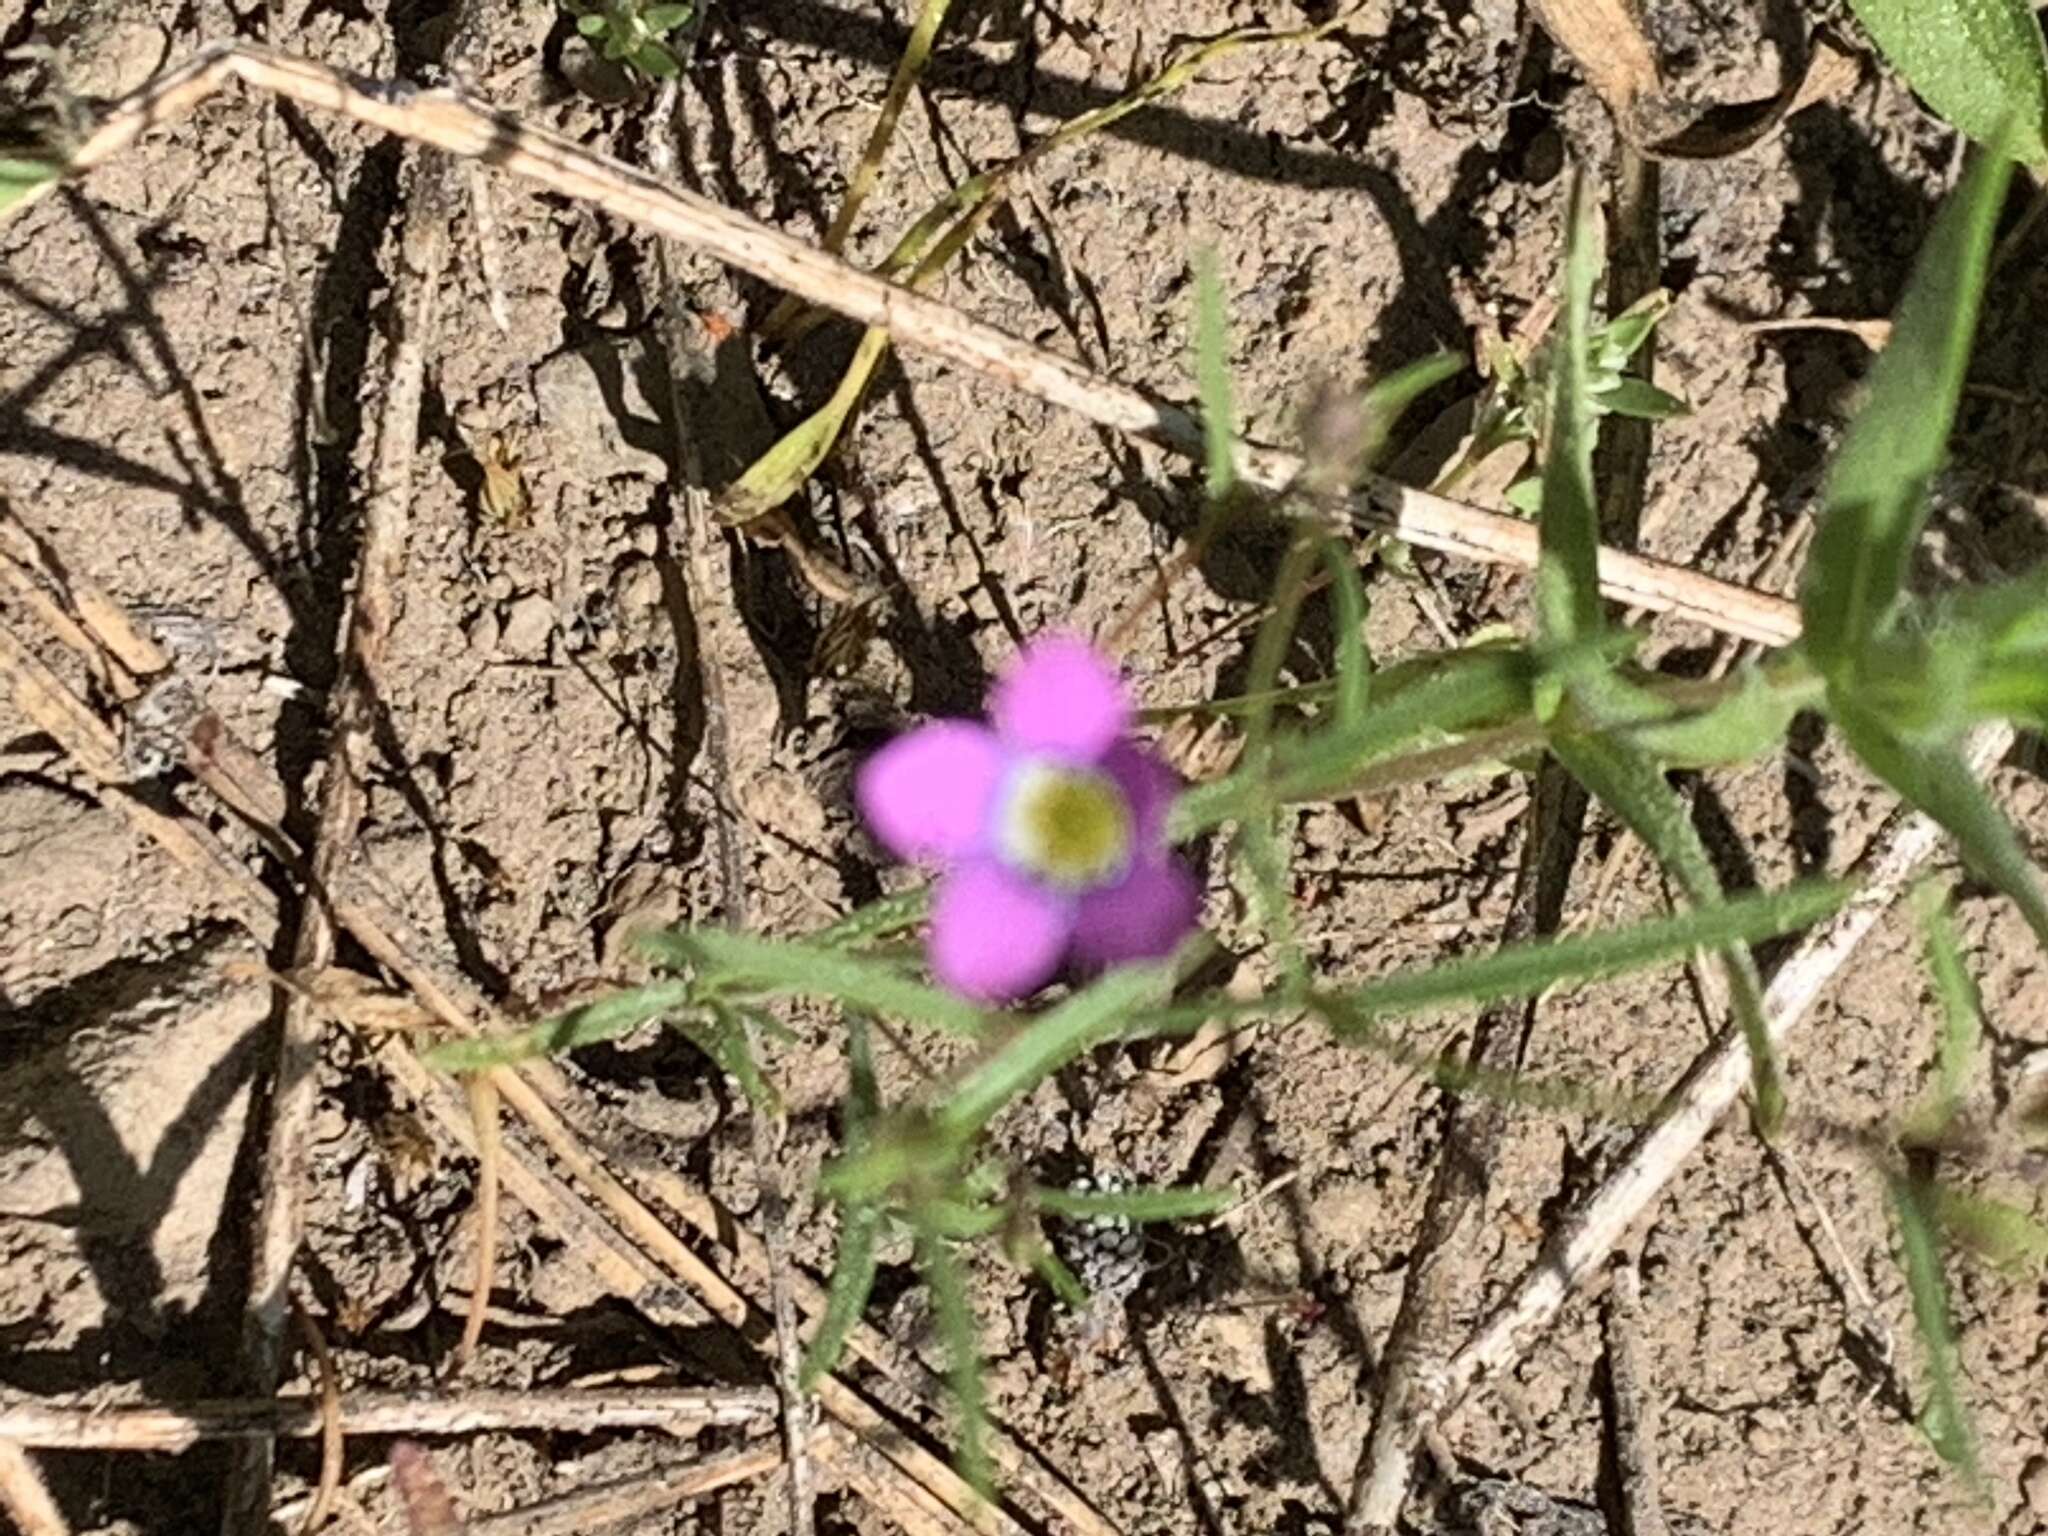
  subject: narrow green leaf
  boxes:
[1535,172,1606,653]
[632,39,680,75]
[801,1203,882,1388]
[642,2,694,31]
[1175,645,1535,831]
[1598,290,1674,362]
[915,1216,992,1493]
[1594,376,1691,422]
[812,887,931,950]
[636,927,990,1037]
[1035,1183,1236,1224]
[1846,0,2048,161]
[1193,248,1238,503]
[1323,879,1849,1029]
[1551,724,1786,1134]
[1021,1234,1090,1309]
[1836,702,2048,949]
[1626,663,1807,767]
[1236,528,1321,976]
[936,959,1182,1139]
[1889,1174,1983,1487]
[422,979,695,1071]
[1912,881,1982,1132]
[1926,1184,2048,1271]
[1354,348,1467,471]
[0,154,65,219]
[1800,139,2013,668]
[676,1004,780,1113]
[1320,535,1371,730]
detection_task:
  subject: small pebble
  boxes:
[465,610,500,655]
[499,593,554,659]
[613,558,663,619]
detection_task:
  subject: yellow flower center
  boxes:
[998,761,1131,890]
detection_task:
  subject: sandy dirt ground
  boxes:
[3,0,2047,1532]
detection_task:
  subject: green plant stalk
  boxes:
[913,1212,992,1492]
[1033,1184,1236,1223]
[1889,1174,1983,1487]
[636,927,990,1037]
[820,0,956,257]
[934,957,1188,1141]
[1319,877,1851,1026]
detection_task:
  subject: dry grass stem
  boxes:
[291,1303,346,1536]
[0,1439,73,1536]
[0,1389,776,1451]
[457,1074,503,1370]
[223,135,453,1536]
[1599,1259,1668,1536]
[37,42,1802,647]
[465,1442,787,1536]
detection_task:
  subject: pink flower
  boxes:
[856,633,1201,1002]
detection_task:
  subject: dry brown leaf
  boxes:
[1532,1,1859,161]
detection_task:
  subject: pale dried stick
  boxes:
[0,1390,777,1451]
[0,1439,71,1536]
[0,619,280,943]
[1599,1259,1667,1536]
[645,73,815,1536]
[457,1074,501,1369]
[224,142,455,1536]
[370,1039,998,1536]
[35,43,1801,647]
[291,1302,346,1536]
[465,1441,785,1536]
[1438,720,2016,1407]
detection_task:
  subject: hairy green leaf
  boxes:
[1177,645,1536,830]
[1547,724,1787,1132]
[811,887,931,950]
[801,1202,882,1388]
[1846,0,2048,162]
[1889,1175,1982,1486]
[1927,1185,2048,1271]
[1625,663,1810,767]
[1835,703,2048,950]
[1322,878,1850,1030]
[1193,248,1238,503]
[422,979,694,1071]
[1534,173,1606,654]
[1800,138,2013,669]
[1912,881,1982,1134]
[637,927,989,1037]
[914,1215,992,1492]
[937,958,1184,1140]
[1321,535,1372,730]
[1354,348,1468,471]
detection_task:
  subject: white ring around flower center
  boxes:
[995,759,1132,890]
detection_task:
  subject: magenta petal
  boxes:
[856,721,1005,863]
[990,632,1129,761]
[1068,855,1199,971]
[930,860,1075,1002]
[1100,739,1181,847]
